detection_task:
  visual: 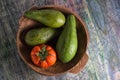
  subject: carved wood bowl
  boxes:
[16,5,89,76]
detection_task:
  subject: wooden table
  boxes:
[0,0,120,80]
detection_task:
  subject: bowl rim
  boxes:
[16,5,89,76]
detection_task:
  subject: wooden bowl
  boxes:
[16,5,89,76]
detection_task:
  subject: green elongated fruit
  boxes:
[25,27,59,46]
[24,9,65,28]
[56,15,78,63]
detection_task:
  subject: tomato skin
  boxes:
[31,44,57,68]
[40,61,48,68]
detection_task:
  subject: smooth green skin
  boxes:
[24,9,65,28]
[56,15,78,63]
[25,28,58,46]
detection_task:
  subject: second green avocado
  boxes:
[24,9,65,28]
[56,15,78,63]
[25,27,58,46]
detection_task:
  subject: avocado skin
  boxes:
[24,9,65,28]
[56,15,78,63]
[25,27,59,46]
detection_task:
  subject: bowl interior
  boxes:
[17,5,88,76]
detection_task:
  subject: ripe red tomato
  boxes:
[31,44,56,68]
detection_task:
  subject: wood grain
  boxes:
[70,53,88,74]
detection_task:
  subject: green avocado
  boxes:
[25,27,59,46]
[56,15,78,63]
[24,9,65,28]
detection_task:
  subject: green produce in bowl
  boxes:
[25,27,59,46]
[56,15,78,63]
[24,9,65,28]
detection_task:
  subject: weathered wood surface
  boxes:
[0,0,120,80]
